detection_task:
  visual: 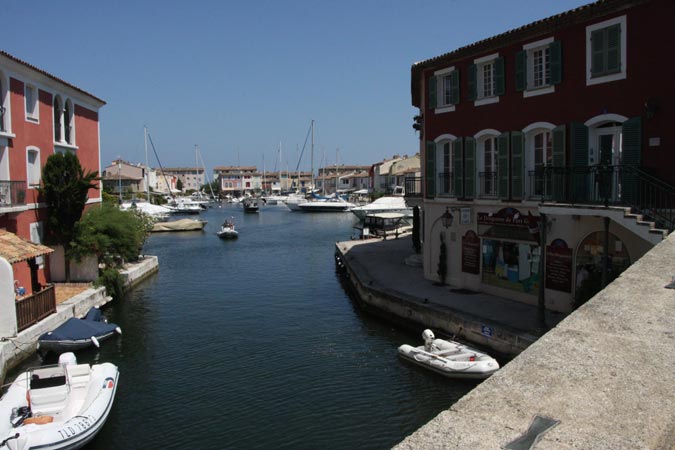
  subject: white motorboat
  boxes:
[398,330,499,379]
[298,198,355,213]
[120,200,172,220]
[0,353,118,450]
[217,218,238,239]
[166,197,202,215]
[283,193,308,211]
[350,196,412,220]
[354,212,412,240]
[242,197,260,213]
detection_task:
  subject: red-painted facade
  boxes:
[415,0,674,184]
[0,51,105,295]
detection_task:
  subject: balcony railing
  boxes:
[0,180,27,208]
[437,172,455,197]
[404,177,422,198]
[479,171,498,198]
[16,284,56,332]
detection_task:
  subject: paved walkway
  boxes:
[337,236,567,335]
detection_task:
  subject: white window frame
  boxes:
[586,15,627,86]
[474,129,501,198]
[25,84,39,123]
[434,134,456,196]
[433,66,456,114]
[26,146,41,187]
[30,222,45,267]
[0,70,13,139]
[523,37,556,98]
[474,53,500,107]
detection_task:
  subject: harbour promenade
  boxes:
[0,256,158,383]
[337,234,675,449]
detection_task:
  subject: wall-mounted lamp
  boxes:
[440,206,459,228]
[645,98,657,120]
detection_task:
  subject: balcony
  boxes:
[15,284,56,332]
[0,180,27,208]
[437,172,455,197]
[404,177,422,198]
[479,171,499,199]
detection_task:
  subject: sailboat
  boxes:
[284,121,314,211]
[298,147,355,212]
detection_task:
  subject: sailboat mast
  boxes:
[310,119,314,193]
[144,126,150,202]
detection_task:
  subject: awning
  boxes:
[0,230,54,264]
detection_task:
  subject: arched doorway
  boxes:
[575,231,630,305]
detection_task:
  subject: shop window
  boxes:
[575,231,630,306]
[482,239,540,294]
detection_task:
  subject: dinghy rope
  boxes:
[1,433,20,447]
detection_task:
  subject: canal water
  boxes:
[10,204,476,449]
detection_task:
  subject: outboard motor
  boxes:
[58,352,77,367]
[423,329,435,352]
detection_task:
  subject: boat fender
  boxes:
[115,327,122,335]
[91,336,100,348]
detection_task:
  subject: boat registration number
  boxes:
[57,415,94,439]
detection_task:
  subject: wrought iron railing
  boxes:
[15,284,56,332]
[541,165,675,232]
[0,180,27,208]
[404,177,422,198]
[479,171,498,198]
[437,172,455,197]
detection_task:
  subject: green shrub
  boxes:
[95,267,125,301]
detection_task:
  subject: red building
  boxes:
[0,50,105,296]
[410,0,673,315]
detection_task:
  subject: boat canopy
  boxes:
[39,316,118,343]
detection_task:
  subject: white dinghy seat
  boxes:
[28,366,70,415]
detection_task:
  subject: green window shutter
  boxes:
[511,131,524,200]
[427,76,437,109]
[549,41,562,85]
[468,64,477,101]
[622,117,642,166]
[591,29,605,77]
[425,141,436,198]
[494,57,505,96]
[570,122,589,202]
[453,138,463,197]
[621,116,642,203]
[606,24,621,74]
[515,50,526,92]
[552,125,566,201]
[464,137,476,199]
[498,133,510,200]
[450,70,460,105]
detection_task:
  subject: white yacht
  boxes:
[350,196,412,220]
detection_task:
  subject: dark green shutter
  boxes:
[494,57,505,96]
[464,137,475,199]
[511,132,523,200]
[425,141,436,198]
[550,41,562,85]
[606,24,621,74]
[453,138,463,197]
[621,117,642,203]
[570,122,589,202]
[498,133,510,200]
[450,70,460,105]
[427,76,437,109]
[590,29,604,77]
[468,64,477,101]
[515,50,526,92]
[552,125,566,201]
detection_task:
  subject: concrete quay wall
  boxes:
[0,256,159,384]
[336,241,535,357]
[395,234,675,449]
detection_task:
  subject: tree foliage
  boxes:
[38,152,99,247]
[70,204,152,267]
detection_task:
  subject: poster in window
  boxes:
[546,239,572,292]
[461,230,480,274]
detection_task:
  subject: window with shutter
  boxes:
[586,15,626,86]
[511,132,524,200]
[472,53,501,106]
[432,67,458,112]
[425,141,436,199]
[453,138,463,197]
[464,138,476,199]
[498,133,510,200]
[521,37,558,98]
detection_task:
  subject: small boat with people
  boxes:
[398,329,500,379]
[242,197,260,213]
[217,218,239,239]
[37,307,122,355]
[0,352,118,450]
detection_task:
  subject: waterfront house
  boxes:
[0,49,105,331]
[101,159,148,197]
[409,0,673,314]
[213,166,262,196]
[160,166,205,193]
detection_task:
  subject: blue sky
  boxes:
[4,0,590,174]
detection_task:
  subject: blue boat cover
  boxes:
[39,308,118,342]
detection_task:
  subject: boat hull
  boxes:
[398,342,499,380]
[38,331,117,354]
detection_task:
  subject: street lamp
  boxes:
[440,206,457,228]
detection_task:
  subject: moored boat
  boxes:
[242,197,260,213]
[0,353,118,450]
[37,308,122,355]
[350,196,412,220]
[297,197,355,213]
[398,329,499,379]
[151,218,207,232]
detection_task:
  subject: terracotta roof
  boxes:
[0,50,106,106]
[0,230,54,264]
[410,0,649,106]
